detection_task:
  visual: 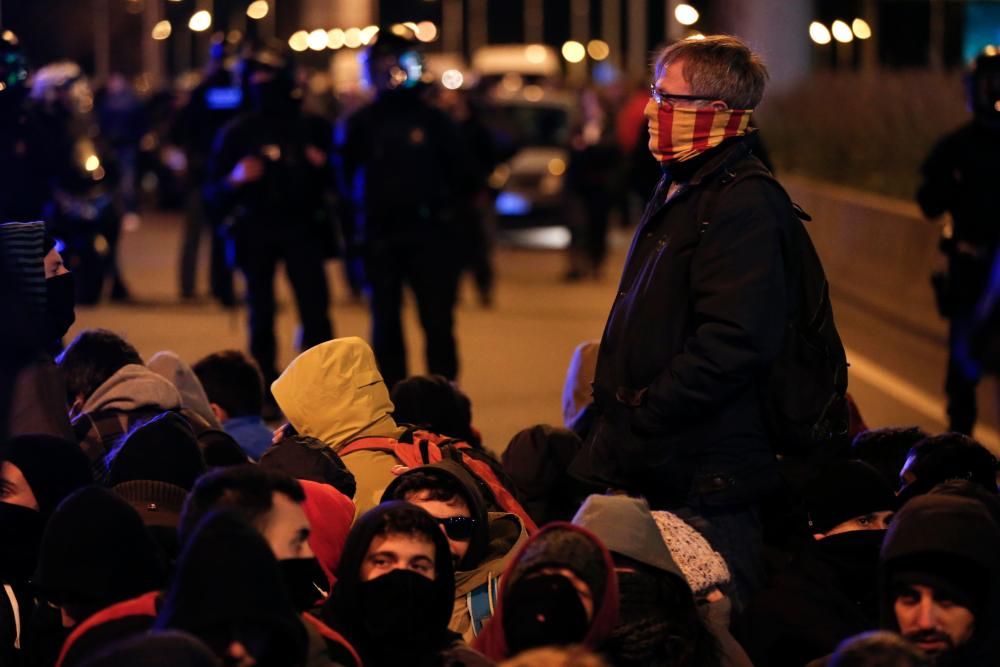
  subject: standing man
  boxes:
[917,50,1000,435]
[570,35,792,603]
[335,31,473,388]
[206,43,334,402]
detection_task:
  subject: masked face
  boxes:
[358,568,441,641]
[278,557,327,612]
[502,573,591,655]
[0,501,44,581]
[645,59,751,164]
[44,272,76,343]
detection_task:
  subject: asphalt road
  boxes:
[68,211,996,456]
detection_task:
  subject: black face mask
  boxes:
[44,272,76,343]
[815,529,886,609]
[278,557,328,613]
[358,569,441,643]
[0,502,44,582]
[502,573,590,655]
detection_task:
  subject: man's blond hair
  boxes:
[653,35,768,110]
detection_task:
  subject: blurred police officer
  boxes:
[335,31,473,388]
[206,42,334,400]
[918,50,1000,435]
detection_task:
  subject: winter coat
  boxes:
[570,136,791,509]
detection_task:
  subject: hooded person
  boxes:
[299,479,356,589]
[57,329,183,480]
[561,341,600,440]
[146,351,222,431]
[0,221,76,440]
[271,337,409,515]
[878,494,1000,667]
[321,501,492,667]
[743,460,897,667]
[154,510,310,667]
[572,495,721,667]
[381,460,530,642]
[0,435,91,665]
[106,411,208,562]
[473,522,619,662]
[390,374,482,448]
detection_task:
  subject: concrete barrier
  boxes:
[783,174,947,344]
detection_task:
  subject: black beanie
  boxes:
[33,486,166,609]
[0,221,46,313]
[801,460,897,534]
[107,412,207,490]
[259,435,357,499]
[0,434,93,516]
[508,525,609,608]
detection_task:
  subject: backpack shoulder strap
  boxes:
[466,574,500,638]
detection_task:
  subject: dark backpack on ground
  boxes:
[697,159,850,457]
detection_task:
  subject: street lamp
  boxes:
[809,21,832,45]
[675,4,699,26]
[587,39,610,61]
[327,28,346,49]
[561,40,586,63]
[851,18,872,40]
[307,29,329,51]
[151,20,172,40]
[246,1,268,20]
[288,30,308,52]
[831,20,853,43]
[188,10,212,32]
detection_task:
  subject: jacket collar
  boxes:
[661,131,756,188]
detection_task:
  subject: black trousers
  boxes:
[365,241,461,389]
[237,231,333,383]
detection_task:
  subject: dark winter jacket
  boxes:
[571,136,791,509]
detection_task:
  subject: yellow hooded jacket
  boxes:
[271,337,406,518]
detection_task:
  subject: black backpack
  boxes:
[697,159,850,457]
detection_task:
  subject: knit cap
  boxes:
[651,510,731,595]
[801,460,897,534]
[107,411,207,490]
[0,434,93,517]
[0,221,48,312]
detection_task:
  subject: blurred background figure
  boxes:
[172,39,240,306]
[205,41,335,407]
[95,72,147,232]
[917,50,1000,435]
[564,87,622,281]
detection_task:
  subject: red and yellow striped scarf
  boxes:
[645,98,752,164]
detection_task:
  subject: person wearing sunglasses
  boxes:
[569,35,801,607]
[382,461,530,643]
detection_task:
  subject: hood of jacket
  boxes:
[455,512,529,595]
[473,521,619,661]
[562,340,599,432]
[880,494,1000,665]
[81,364,182,416]
[381,459,491,570]
[299,479,356,587]
[271,338,404,450]
[572,494,687,584]
[147,351,222,430]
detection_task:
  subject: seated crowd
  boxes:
[2,227,999,666]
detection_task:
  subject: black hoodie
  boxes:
[880,494,1000,667]
[381,460,491,570]
[321,501,487,667]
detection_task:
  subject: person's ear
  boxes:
[210,402,228,423]
[710,100,728,111]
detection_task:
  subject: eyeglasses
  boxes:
[649,84,716,109]
[436,516,477,541]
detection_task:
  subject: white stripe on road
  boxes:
[846,346,1000,454]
